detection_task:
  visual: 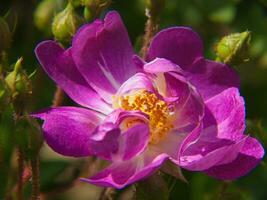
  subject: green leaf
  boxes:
[161,160,188,183]
[4,8,18,34]
[135,173,169,200]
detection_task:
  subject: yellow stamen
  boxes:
[117,90,173,144]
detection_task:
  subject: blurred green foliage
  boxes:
[0,0,267,199]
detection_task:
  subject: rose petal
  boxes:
[147,27,203,69]
[32,107,105,157]
[164,73,204,131]
[101,109,150,161]
[144,58,183,74]
[35,41,112,114]
[177,87,249,170]
[120,124,150,160]
[203,87,245,141]
[179,136,248,171]
[205,136,264,180]
[72,11,137,103]
[186,58,240,102]
[115,73,155,97]
[81,151,168,189]
[150,130,187,159]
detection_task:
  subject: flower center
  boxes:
[118,90,173,144]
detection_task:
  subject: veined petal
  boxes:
[81,151,168,189]
[97,109,150,161]
[144,58,183,74]
[72,11,137,103]
[147,27,203,69]
[32,107,105,157]
[205,137,264,180]
[178,88,248,170]
[115,73,155,97]
[164,73,204,131]
[186,58,240,102]
[149,130,187,160]
[35,41,112,114]
[120,124,150,160]
[179,136,247,171]
[203,87,245,141]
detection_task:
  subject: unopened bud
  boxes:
[5,58,32,114]
[216,31,251,66]
[34,0,62,33]
[15,117,43,158]
[0,17,12,52]
[0,78,10,113]
[69,0,83,7]
[52,3,83,43]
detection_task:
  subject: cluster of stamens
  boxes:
[118,90,173,144]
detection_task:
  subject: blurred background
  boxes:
[0,0,267,199]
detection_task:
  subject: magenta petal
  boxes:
[164,73,204,131]
[144,58,183,74]
[81,152,168,188]
[178,88,248,170]
[35,41,112,114]
[116,73,154,96]
[32,107,104,157]
[179,136,248,171]
[187,58,240,102]
[120,124,150,160]
[205,137,264,180]
[147,27,203,68]
[150,130,187,159]
[203,88,245,141]
[72,11,137,102]
[132,55,146,70]
[88,126,120,160]
[102,109,150,160]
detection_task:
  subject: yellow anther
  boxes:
[118,90,173,144]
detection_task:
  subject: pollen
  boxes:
[118,90,173,144]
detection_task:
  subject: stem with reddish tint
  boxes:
[17,148,24,200]
[52,86,64,106]
[31,156,40,200]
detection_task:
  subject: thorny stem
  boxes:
[140,9,160,59]
[52,86,64,106]
[31,156,40,200]
[17,148,24,200]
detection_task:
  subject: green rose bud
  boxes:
[34,0,65,33]
[0,77,10,114]
[5,58,32,115]
[215,31,251,66]
[52,3,83,43]
[69,0,83,7]
[15,116,43,158]
[0,17,12,52]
